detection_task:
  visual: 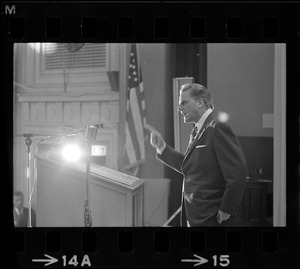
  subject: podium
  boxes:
[35,152,145,227]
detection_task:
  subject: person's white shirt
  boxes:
[194,108,213,136]
[157,108,213,154]
[14,207,23,216]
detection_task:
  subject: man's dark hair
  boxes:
[180,83,214,109]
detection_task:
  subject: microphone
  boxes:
[59,124,103,134]
[85,124,103,141]
[88,124,103,129]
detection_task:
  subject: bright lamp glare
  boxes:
[218,111,230,123]
[62,144,82,162]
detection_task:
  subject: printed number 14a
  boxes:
[212,255,230,267]
[62,255,91,267]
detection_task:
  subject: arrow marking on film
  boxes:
[32,254,58,266]
[181,254,209,267]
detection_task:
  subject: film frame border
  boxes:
[2,1,300,268]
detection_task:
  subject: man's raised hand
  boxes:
[145,124,165,150]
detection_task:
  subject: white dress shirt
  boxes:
[194,108,213,137]
[14,207,23,216]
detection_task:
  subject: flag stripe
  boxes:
[127,106,142,159]
[136,83,146,123]
[139,81,144,92]
[129,88,145,159]
[134,82,145,117]
[125,122,137,164]
[141,99,146,111]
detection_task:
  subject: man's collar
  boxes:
[195,108,213,131]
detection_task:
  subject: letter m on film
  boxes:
[5,5,16,15]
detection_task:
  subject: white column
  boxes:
[273,44,286,227]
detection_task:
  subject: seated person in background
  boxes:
[13,191,36,227]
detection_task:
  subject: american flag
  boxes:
[123,44,147,173]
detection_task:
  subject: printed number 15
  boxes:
[212,255,230,267]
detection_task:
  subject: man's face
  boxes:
[13,195,24,209]
[178,90,202,124]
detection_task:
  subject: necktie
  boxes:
[187,125,198,151]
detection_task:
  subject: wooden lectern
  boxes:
[35,152,144,227]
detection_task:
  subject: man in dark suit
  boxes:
[13,191,36,227]
[146,83,247,227]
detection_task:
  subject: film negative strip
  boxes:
[2,1,300,268]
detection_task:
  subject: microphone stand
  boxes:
[83,124,101,227]
[15,133,47,227]
[83,125,100,227]
[24,135,33,228]
[84,139,92,227]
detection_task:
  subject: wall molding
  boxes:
[18,92,119,103]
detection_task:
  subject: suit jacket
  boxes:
[157,112,247,226]
[13,207,36,227]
